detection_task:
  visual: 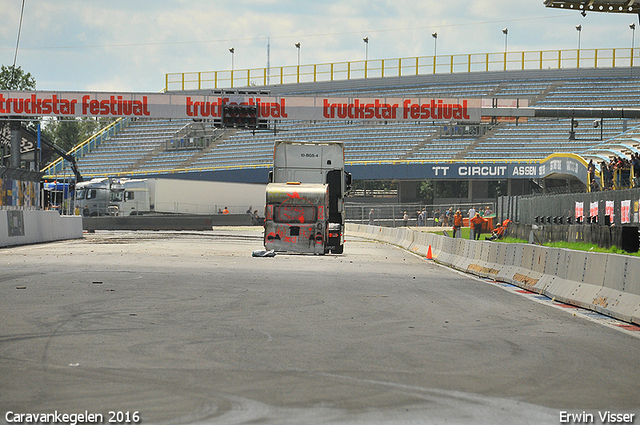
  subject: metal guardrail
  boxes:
[165,47,639,91]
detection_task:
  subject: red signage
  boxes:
[0,90,483,122]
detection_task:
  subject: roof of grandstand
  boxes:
[42,54,640,185]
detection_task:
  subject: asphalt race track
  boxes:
[1,228,639,425]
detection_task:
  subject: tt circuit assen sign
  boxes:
[351,154,589,184]
[0,91,482,123]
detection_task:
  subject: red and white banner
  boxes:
[605,200,615,217]
[590,201,598,220]
[575,201,584,220]
[0,90,483,122]
[621,200,631,224]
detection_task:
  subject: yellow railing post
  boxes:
[539,51,543,70]
[577,49,580,68]
[214,71,218,89]
[165,74,169,91]
[331,63,334,81]
[280,67,284,85]
[450,55,454,73]
[247,69,250,86]
[381,59,384,78]
[198,72,201,90]
[521,51,525,69]
[558,50,561,69]
[433,55,436,74]
[415,57,419,75]
[398,58,402,77]
[230,70,234,88]
[485,53,489,72]
[314,64,317,82]
[468,54,471,73]
[613,48,616,67]
[263,68,267,86]
[181,73,185,91]
[595,49,598,68]
[297,65,300,83]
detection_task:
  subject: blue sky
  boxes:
[1,0,638,92]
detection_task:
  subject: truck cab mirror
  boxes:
[344,171,352,192]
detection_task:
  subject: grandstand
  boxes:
[44,61,640,194]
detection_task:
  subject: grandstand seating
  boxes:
[64,67,640,179]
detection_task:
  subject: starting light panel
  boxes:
[221,104,258,128]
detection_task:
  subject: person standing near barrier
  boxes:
[369,209,375,225]
[403,211,409,227]
[453,210,463,238]
[468,206,476,220]
[471,212,484,240]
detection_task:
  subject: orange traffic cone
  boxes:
[426,245,433,260]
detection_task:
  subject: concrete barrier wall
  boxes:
[347,223,640,325]
[83,214,252,231]
[1,210,83,248]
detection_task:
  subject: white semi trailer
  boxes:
[75,178,265,216]
[270,140,351,254]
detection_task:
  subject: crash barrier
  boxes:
[347,224,640,325]
[1,210,83,248]
[83,214,252,231]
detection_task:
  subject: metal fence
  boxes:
[498,188,640,227]
[346,201,496,227]
[166,47,639,91]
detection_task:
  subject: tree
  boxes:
[42,117,113,154]
[0,65,36,90]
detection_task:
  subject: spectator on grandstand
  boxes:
[632,153,640,188]
[588,160,596,189]
[601,161,613,190]
[223,207,230,214]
